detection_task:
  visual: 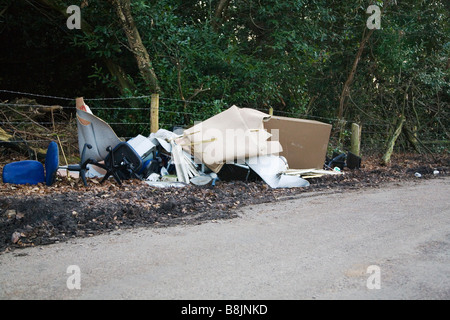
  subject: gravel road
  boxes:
[0,177,449,300]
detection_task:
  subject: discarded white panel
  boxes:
[246,155,310,188]
[149,129,180,153]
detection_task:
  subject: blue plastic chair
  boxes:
[2,141,59,186]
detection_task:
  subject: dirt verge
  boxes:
[0,153,448,252]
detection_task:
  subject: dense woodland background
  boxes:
[0,0,448,162]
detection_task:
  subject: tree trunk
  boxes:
[403,126,421,153]
[109,0,160,93]
[336,28,374,149]
[381,115,405,166]
[337,29,374,121]
[337,2,393,146]
[212,0,231,31]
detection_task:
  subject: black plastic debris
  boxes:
[326,151,362,170]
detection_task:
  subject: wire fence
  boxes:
[0,89,447,165]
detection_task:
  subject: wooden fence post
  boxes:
[350,122,361,156]
[150,93,159,133]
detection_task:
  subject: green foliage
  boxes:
[0,0,448,152]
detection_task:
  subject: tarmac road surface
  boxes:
[0,177,449,300]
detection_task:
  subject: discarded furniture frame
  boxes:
[2,141,59,186]
[73,98,147,186]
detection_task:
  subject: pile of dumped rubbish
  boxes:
[2,97,360,189]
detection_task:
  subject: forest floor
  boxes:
[0,152,448,253]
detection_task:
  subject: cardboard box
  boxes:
[263,116,332,169]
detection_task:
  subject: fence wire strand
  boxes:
[1,89,447,159]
